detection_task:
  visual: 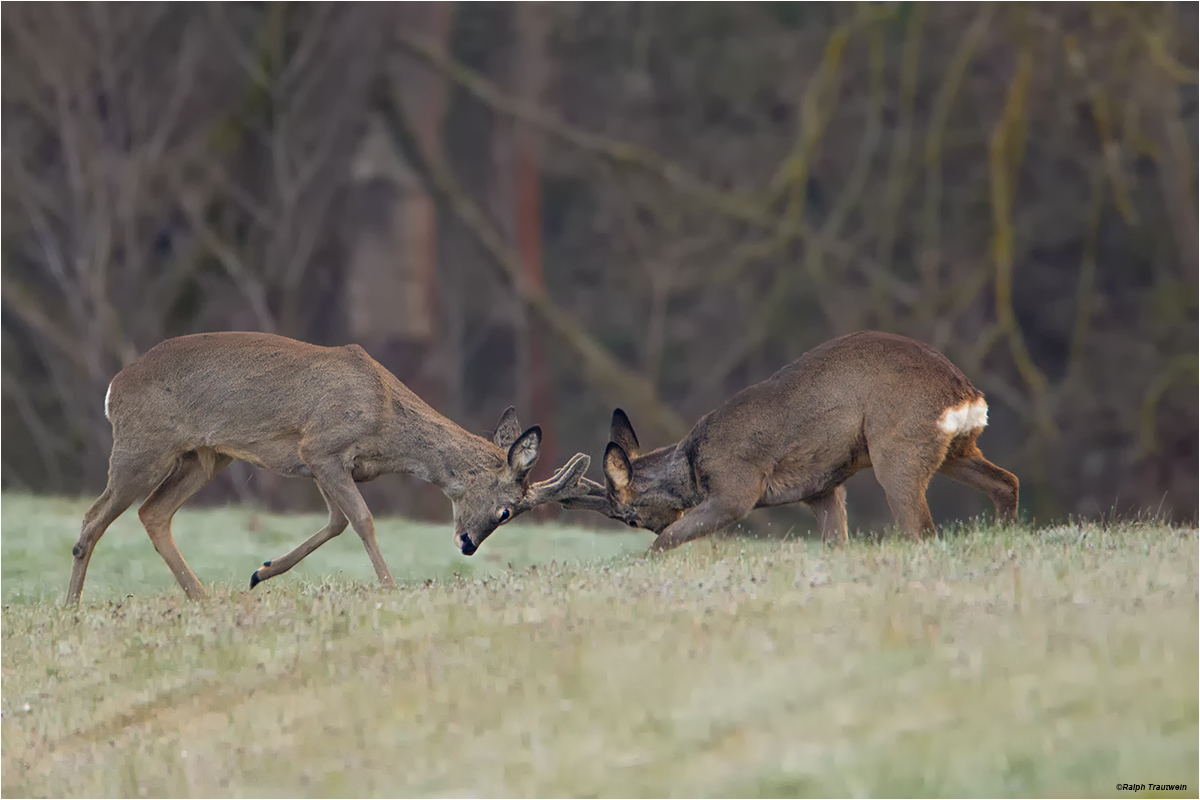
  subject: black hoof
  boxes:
[249,571,262,589]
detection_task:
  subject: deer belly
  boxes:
[219,443,312,478]
[761,472,830,506]
[761,454,867,507]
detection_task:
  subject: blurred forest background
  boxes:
[2,2,1196,534]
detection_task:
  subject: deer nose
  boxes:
[459,536,477,556]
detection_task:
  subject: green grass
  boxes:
[2,493,1197,797]
[0,493,645,604]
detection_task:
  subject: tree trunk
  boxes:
[346,1,456,520]
[510,4,559,507]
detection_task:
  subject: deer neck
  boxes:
[634,444,702,509]
[375,401,503,498]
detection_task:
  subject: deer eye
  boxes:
[497,507,512,523]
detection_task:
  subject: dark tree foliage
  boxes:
[3,3,1196,530]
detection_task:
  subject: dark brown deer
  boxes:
[66,331,592,604]
[595,331,1019,551]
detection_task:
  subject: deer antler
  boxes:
[529,452,591,504]
[538,458,613,512]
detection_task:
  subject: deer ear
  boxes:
[603,441,633,496]
[492,406,522,449]
[507,425,541,480]
[610,408,640,459]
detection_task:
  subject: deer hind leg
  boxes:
[250,484,348,589]
[868,436,946,540]
[938,444,1019,525]
[137,450,232,601]
[808,485,848,545]
[67,449,179,605]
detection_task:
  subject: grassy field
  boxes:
[2,493,1197,797]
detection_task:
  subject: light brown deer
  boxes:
[594,331,1019,551]
[66,331,592,604]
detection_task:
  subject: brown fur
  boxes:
[66,332,591,603]
[596,331,1019,551]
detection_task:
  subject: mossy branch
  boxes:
[919,3,993,319]
[393,33,770,229]
[1067,169,1105,386]
[1062,34,1139,226]
[872,1,926,328]
[988,45,1048,403]
[1138,356,1200,455]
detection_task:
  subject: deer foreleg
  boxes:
[648,494,756,552]
[308,464,397,590]
[250,485,348,588]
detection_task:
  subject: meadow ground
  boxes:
[1,493,1197,797]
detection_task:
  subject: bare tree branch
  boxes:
[376,78,691,441]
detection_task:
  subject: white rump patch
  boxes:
[104,382,113,421]
[938,398,988,436]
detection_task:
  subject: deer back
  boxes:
[687,331,983,470]
[107,332,400,447]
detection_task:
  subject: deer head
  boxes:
[450,407,593,555]
[600,409,687,534]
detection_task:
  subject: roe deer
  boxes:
[595,331,1019,551]
[66,331,592,604]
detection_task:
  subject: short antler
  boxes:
[542,462,613,512]
[529,452,591,503]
